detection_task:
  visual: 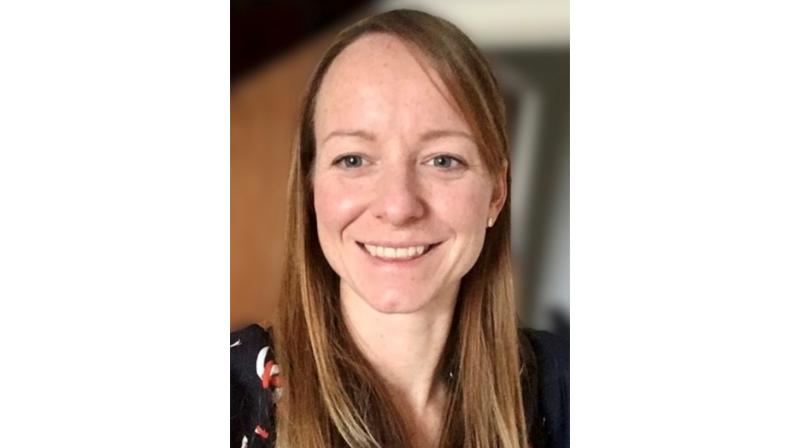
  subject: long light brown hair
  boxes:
[275,9,528,448]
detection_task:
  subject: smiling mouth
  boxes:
[356,242,441,260]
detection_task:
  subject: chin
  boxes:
[361,288,434,315]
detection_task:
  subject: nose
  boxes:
[370,162,425,226]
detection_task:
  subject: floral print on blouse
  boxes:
[230,325,569,448]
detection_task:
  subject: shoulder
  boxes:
[231,324,281,448]
[520,328,569,378]
[519,328,569,448]
[231,324,275,376]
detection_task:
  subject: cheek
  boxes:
[430,181,493,232]
[430,180,493,272]
[313,176,364,238]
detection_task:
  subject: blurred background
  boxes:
[231,0,570,337]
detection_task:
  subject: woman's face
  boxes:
[312,34,505,314]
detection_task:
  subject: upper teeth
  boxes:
[363,244,428,259]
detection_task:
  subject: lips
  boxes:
[356,242,441,261]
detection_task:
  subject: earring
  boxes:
[488,217,494,228]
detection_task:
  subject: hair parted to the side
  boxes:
[275,9,530,448]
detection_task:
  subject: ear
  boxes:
[489,160,509,219]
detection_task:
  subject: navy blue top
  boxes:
[230,325,569,448]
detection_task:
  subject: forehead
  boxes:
[314,33,469,139]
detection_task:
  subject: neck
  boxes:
[340,282,459,421]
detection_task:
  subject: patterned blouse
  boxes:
[230,325,569,448]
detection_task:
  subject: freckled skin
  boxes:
[313,34,505,314]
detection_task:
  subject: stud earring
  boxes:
[488,217,494,228]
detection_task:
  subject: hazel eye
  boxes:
[429,155,463,169]
[335,155,364,168]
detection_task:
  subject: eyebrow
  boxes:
[418,129,474,143]
[320,129,474,145]
[321,130,377,145]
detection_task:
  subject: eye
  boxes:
[334,155,364,168]
[428,155,464,169]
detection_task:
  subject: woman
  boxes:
[231,9,569,448]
